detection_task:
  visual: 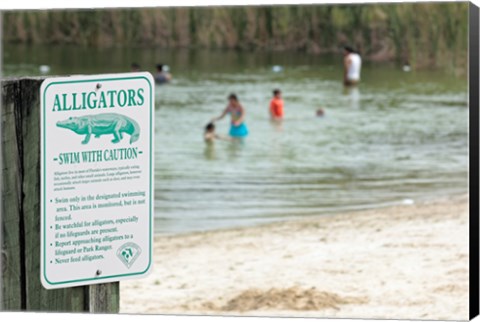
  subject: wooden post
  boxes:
[89,284,120,313]
[1,77,120,313]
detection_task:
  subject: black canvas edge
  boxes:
[470,1,480,321]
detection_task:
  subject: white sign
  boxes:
[40,73,154,289]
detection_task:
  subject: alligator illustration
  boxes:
[56,113,140,145]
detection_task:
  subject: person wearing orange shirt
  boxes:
[270,89,284,120]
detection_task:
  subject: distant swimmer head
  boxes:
[131,62,140,72]
[316,108,325,117]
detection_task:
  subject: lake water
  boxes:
[3,45,469,234]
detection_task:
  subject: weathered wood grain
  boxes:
[1,80,24,310]
[89,283,120,313]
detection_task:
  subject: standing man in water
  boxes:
[343,46,362,86]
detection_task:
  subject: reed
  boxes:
[2,3,468,69]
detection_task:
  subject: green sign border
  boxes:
[42,75,153,286]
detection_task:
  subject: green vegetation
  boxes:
[3,3,468,69]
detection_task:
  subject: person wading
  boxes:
[343,46,362,86]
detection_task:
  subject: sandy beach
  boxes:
[121,194,469,320]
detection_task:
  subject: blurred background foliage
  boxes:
[2,3,469,69]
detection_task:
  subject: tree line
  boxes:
[2,3,468,69]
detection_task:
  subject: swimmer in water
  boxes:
[204,122,232,143]
[211,94,249,139]
[155,63,172,84]
[270,89,284,121]
[316,108,325,117]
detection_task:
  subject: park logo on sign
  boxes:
[117,242,142,268]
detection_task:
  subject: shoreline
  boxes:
[154,192,468,237]
[121,193,469,320]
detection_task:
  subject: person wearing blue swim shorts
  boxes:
[211,93,249,139]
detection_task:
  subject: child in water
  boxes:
[204,123,232,143]
[211,94,249,138]
[204,123,217,142]
[270,89,284,120]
